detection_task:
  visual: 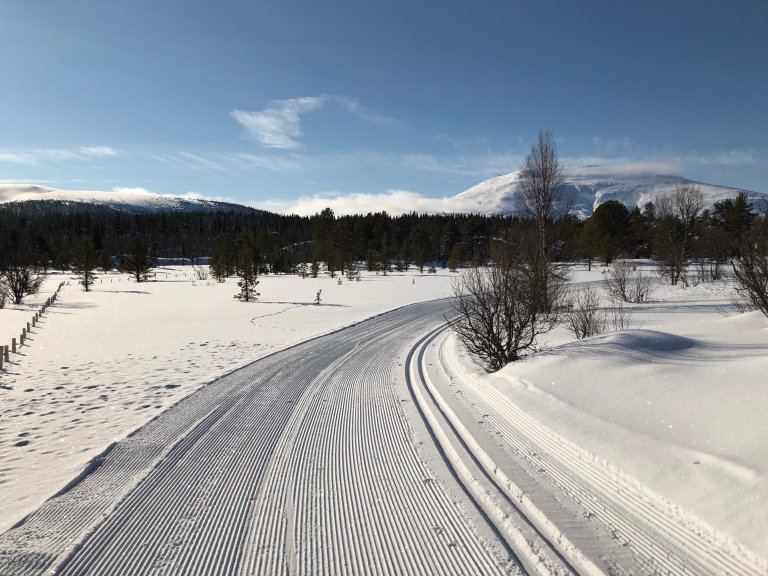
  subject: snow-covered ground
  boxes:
[0,267,456,533]
[1,262,766,569]
[453,273,768,562]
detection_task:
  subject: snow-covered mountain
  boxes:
[452,166,767,217]
[0,183,253,214]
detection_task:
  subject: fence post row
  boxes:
[2,282,65,371]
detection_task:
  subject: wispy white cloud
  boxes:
[177,152,226,171]
[0,151,36,164]
[80,146,119,157]
[680,148,768,166]
[560,156,682,174]
[0,146,120,165]
[402,152,525,178]
[566,161,681,177]
[154,151,303,172]
[334,96,404,128]
[231,97,326,149]
[226,152,303,171]
[231,95,402,149]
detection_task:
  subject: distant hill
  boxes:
[0,184,255,215]
[451,166,767,217]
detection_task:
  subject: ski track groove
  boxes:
[242,307,511,575]
[0,300,514,576]
[435,328,767,576]
[408,325,587,576]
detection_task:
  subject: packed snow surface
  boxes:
[1,264,766,573]
[0,268,456,534]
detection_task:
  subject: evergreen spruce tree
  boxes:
[122,238,153,282]
[73,236,100,291]
[449,244,462,272]
[234,241,259,302]
[714,191,755,256]
[209,236,229,282]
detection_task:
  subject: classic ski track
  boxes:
[433,328,767,576]
[407,325,596,576]
[0,300,516,576]
[240,310,513,575]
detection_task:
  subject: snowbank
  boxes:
[483,281,768,558]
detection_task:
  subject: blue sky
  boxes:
[1,0,766,213]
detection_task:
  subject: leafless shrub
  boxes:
[605,260,654,303]
[730,221,768,317]
[727,286,756,314]
[608,299,636,331]
[0,264,45,305]
[192,265,209,281]
[692,258,725,286]
[565,286,607,339]
[450,264,560,371]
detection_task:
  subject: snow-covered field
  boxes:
[479,278,768,562]
[0,267,456,534]
[1,263,766,571]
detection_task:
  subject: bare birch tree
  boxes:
[516,129,566,252]
[515,129,567,311]
[653,183,703,286]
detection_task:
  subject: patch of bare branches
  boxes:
[604,260,654,303]
[730,218,768,317]
[564,286,606,339]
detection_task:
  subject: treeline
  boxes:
[0,189,763,287]
[0,200,511,274]
[575,188,761,285]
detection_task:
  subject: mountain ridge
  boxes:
[0,184,254,214]
[452,166,767,217]
[2,166,765,218]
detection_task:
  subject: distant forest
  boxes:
[0,191,761,279]
[0,200,519,273]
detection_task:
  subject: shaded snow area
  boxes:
[0,268,455,534]
[454,278,767,566]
